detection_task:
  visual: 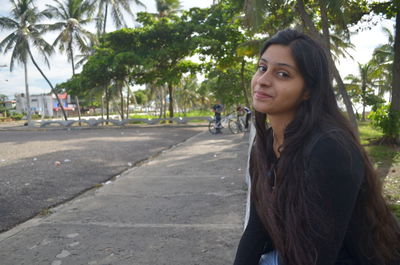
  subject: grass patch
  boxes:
[364,145,400,166]
[128,110,213,124]
[179,110,213,117]
[358,121,384,145]
[388,204,400,219]
[359,121,400,215]
[129,113,157,119]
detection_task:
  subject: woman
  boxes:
[233,29,400,265]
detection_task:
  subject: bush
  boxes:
[10,113,23,120]
[368,104,400,139]
[31,114,41,120]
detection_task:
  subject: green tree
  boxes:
[371,0,400,143]
[45,0,98,75]
[133,89,148,106]
[0,0,67,123]
[201,60,254,110]
[116,13,200,118]
[95,0,145,35]
[192,2,256,106]
[345,62,381,121]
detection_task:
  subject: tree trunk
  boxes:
[28,48,68,121]
[361,82,366,121]
[159,86,163,119]
[391,11,400,113]
[69,43,75,76]
[390,11,400,143]
[168,82,174,118]
[106,88,110,121]
[119,81,124,119]
[318,0,331,50]
[76,96,82,126]
[318,0,334,83]
[240,59,250,107]
[126,87,130,118]
[23,61,32,125]
[163,88,167,119]
[103,3,108,35]
[296,0,358,134]
[101,92,105,125]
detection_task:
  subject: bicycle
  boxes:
[209,113,247,135]
[208,114,233,134]
[228,115,246,134]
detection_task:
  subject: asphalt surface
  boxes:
[0,128,249,265]
[0,126,204,232]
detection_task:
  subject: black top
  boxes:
[233,133,380,265]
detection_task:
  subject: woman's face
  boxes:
[251,44,306,117]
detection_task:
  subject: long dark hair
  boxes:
[250,29,400,265]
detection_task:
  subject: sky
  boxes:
[0,0,395,100]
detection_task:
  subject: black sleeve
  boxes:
[305,137,364,265]
[233,201,271,265]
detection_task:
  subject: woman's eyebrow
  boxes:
[259,58,299,72]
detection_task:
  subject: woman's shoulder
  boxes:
[305,127,365,182]
[304,125,356,156]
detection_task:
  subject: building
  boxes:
[15,93,75,118]
[0,100,16,110]
[0,99,16,117]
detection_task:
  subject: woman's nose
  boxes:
[256,70,272,87]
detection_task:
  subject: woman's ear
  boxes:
[302,90,310,100]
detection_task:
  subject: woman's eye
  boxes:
[257,66,267,72]
[277,71,289,78]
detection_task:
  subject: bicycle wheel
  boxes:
[238,118,246,132]
[228,119,240,134]
[209,119,217,134]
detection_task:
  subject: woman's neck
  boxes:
[268,114,294,157]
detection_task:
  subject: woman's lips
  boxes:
[254,91,273,100]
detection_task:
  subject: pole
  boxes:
[76,96,82,126]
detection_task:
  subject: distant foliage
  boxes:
[368,104,400,139]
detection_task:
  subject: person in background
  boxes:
[233,29,400,265]
[212,101,223,134]
[237,105,252,130]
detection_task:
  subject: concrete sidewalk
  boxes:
[0,131,249,265]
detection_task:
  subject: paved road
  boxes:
[0,126,204,232]
[0,128,249,265]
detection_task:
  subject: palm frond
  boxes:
[0,32,17,53]
[111,4,125,28]
[0,17,19,30]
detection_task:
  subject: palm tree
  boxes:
[45,0,98,75]
[155,0,181,18]
[175,75,200,114]
[371,27,394,98]
[0,0,67,124]
[95,0,145,36]
[345,62,379,121]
